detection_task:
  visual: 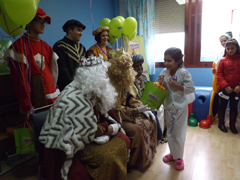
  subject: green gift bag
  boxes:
[14,128,36,154]
[140,81,169,109]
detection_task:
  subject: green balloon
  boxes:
[117,33,123,39]
[116,16,125,23]
[2,0,38,25]
[128,30,137,40]
[99,18,111,27]
[108,32,116,45]
[109,17,123,37]
[122,17,137,36]
[0,10,26,37]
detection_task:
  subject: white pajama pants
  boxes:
[165,106,188,160]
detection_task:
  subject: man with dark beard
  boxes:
[39,58,130,180]
[107,49,157,170]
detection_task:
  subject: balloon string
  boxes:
[1,10,23,37]
[90,0,94,40]
[1,10,10,34]
[9,26,23,35]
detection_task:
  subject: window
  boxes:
[155,32,185,62]
[184,0,240,67]
[155,0,185,66]
[201,0,240,63]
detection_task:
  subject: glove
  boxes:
[142,111,156,120]
[109,124,120,136]
[137,105,152,112]
[94,135,110,144]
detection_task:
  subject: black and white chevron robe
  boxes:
[39,82,98,180]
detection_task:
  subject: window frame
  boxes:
[156,0,212,68]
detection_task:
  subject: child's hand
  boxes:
[225,86,233,94]
[234,86,240,93]
[168,78,179,88]
[212,68,216,74]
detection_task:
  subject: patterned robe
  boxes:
[39,81,129,180]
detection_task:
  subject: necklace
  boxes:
[40,40,43,74]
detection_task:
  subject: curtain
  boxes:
[125,0,155,75]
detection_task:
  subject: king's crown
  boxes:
[80,54,103,67]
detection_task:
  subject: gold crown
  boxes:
[107,48,125,59]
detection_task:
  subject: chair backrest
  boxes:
[30,109,49,139]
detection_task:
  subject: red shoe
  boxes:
[163,153,173,162]
[174,159,184,170]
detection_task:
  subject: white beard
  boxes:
[72,61,118,113]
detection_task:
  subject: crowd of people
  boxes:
[4,6,239,180]
[3,7,159,180]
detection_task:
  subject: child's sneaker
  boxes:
[163,153,173,162]
[174,159,184,170]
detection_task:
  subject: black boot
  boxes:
[218,110,228,133]
[229,111,238,134]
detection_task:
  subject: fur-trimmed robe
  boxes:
[39,82,116,179]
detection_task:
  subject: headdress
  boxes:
[62,19,86,32]
[107,48,125,59]
[132,54,144,64]
[34,8,51,24]
[92,27,110,36]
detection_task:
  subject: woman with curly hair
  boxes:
[107,49,158,170]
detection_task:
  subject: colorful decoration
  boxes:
[99,18,111,27]
[0,10,26,37]
[108,17,123,38]
[99,16,138,41]
[1,0,38,25]
[108,32,116,45]
[122,17,137,36]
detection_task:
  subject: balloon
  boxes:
[99,18,111,27]
[116,16,125,23]
[2,0,38,25]
[122,17,137,36]
[108,32,116,45]
[128,30,137,40]
[108,18,123,37]
[0,10,26,37]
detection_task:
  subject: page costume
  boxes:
[53,36,87,91]
[4,33,59,111]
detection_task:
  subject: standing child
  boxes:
[213,31,232,72]
[217,38,240,134]
[158,47,195,170]
[212,32,232,117]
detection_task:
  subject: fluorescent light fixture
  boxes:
[176,0,185,5]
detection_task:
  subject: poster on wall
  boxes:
[123,35,150,80]
[0,40,12,75]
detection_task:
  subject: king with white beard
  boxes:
[39,58,130,180]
